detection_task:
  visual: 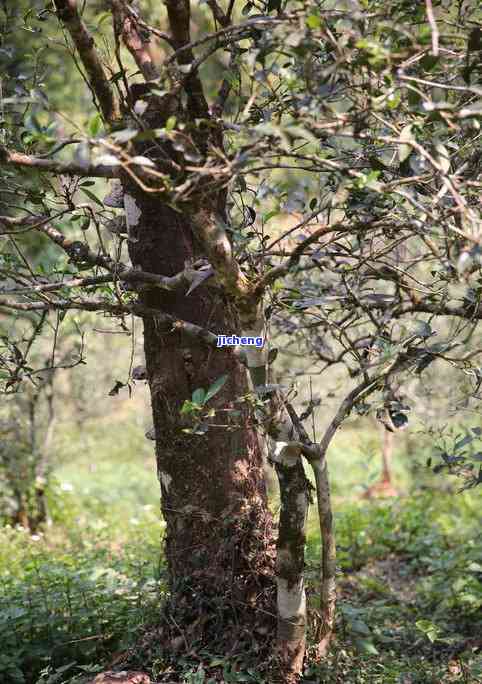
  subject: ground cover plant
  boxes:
[0,414,481,683]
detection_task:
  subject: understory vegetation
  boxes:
[1,416,480,684]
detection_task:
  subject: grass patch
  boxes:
[0,416,481,683]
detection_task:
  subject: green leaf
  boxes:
[421,55,439,71]
[204,374,228,403]
[131,155,156,168]
[81,188,104,207]
[96,11,113,27]
[415,619,441,642]
[192,388,207,405]
[418,24,432,44]
[399,124,414,163]
[262,210,278,224]
[413,320,432,338]
[434,141,450,174]
[209,658,226,667]
[306,14,321,29]
[165,116,177,132]
[355,638,379,655]
[454,434,473,451]
[111,128,138,143]
[94,154,121,166]
[387,90,401,110]
[88,112,103,137]
[181,400,196,415]
[349,618,371,636]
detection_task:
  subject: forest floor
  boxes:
[0,417,481,684]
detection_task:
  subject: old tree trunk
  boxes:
[126,189,276,656]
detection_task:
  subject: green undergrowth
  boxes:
[0,502,165,684]
[305,490,482,683]
[0,419,480,683]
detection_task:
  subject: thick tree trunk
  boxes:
[126,189,276,654]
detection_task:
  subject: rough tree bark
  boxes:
[125,187,276,653]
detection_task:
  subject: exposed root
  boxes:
[122,505,278,682]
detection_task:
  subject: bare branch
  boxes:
[0,265,215,297]
[123,4,173,47]
[0,297,220,348]
[425,0,439,56]
[0,146,119,178]
[53,0,120,123]
[110,0,160,82]
[165,16,284,65]
[164,0,209,117]
[207,0,230,27]
[256,223,354,294]
[29,220,117,271]
[0,274,114,296]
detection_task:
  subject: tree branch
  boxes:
[255,223,353,294]
[53,0,120,123]
[207,0,230,27]
[165,16,284,65]
[110,0,160,82]
[164,0,209,118]
[0,297,220,348]
[0,146,119,178]
[190,208,254,309]
[0,215,215,294]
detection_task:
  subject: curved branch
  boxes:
[256,222,357,294]
[165,16,285,65]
